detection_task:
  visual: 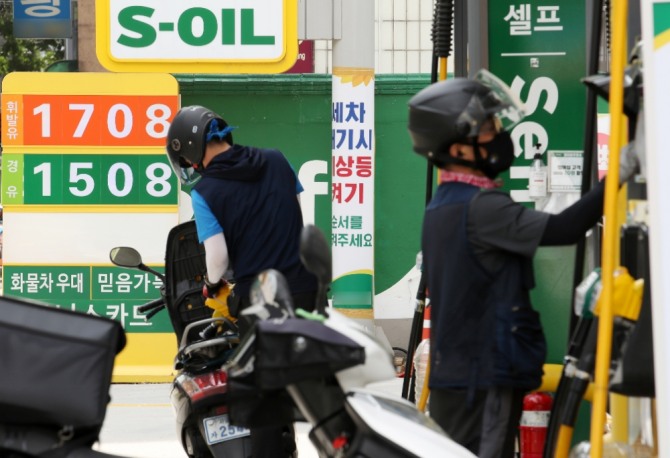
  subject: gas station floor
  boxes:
[98,378,404,458]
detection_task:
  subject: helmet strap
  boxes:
[447,156,479,170]
[472,137,486,169]
[440,139,480,171]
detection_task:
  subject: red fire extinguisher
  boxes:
[519,391,553,458]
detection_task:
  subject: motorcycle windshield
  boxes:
[164,220,212,342]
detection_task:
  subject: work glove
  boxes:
[203,275,226,298]
[619,142,640,186]
[204,278,236,321]
[199,279,237,339]
[619,109,644,186]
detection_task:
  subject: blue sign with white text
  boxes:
[13,0,72,38]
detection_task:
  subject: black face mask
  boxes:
[473,131,515,179]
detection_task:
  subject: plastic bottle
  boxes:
[569,441,654,458]
[416,251,423,271]
[413,338,430,403]
[529,146,548,200]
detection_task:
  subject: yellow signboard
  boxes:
[96,0,299,74]
[1,72,181,382]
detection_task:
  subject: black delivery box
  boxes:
[0,295,126,427]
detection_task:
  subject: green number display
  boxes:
[20,154,178,205]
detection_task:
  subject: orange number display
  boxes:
[3,94,179,147]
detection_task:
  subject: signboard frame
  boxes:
[95,0,299,74]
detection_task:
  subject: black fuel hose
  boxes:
[401,0,454,402]
[549,314,640,457]
[432,0,454,58]
[543,317,594,457]
[549,321,599,457]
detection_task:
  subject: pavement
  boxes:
[95,378,405,458]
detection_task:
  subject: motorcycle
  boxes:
[109,220,252,458]
[225,224,477,458]
[0,294,131,458]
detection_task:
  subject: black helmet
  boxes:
[408,69,525,169]
[166,105,232,186]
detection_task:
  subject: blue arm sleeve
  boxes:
[191,189,223,243]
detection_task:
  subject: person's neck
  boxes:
[439,169,501,189]
[203,142,232,167]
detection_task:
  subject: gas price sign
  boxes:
[5,153,174,206]
[95,0,299,74]
[1,71,181,334]
[3,95,174,147]
[2,74,178,207]
[1,72,181,380]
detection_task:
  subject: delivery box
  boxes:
[0,296,126,427]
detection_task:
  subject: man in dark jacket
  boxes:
[166,105,317,458]
[407,71,638,457]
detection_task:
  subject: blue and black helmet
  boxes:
[166,105,234,186]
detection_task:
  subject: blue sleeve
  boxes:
[191,189,223,243]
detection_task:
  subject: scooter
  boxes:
[109,220,252,458]
[0,294,131,458]
[225,224,477,458]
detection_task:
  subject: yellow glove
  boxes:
[204,281,237,324]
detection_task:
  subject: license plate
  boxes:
[203,414,250,445]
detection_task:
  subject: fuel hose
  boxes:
[416,0,454,413]
[543,317,594,457]
[552,321,599,458]
[401,0,454,403]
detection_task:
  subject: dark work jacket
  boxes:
[422,182,546,392]
[194,144,317,299]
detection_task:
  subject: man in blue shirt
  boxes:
[166,105,318,458]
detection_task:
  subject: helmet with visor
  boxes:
[408,69,525,176]
[166,105,234,186]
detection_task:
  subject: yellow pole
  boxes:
[554,426,575,458]
[439,56,448,81]
[610,125,632,444]
[610,393,629,443]
[418,352,431,412]
[589,0,628,456]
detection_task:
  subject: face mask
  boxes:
[474,131,515,179]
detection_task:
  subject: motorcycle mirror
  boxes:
[299,225,332,315]
[300,225,332,286]
[110,246,143,268]
[245,269,296,322]
[109,246,166,281]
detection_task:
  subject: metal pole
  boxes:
[332,0,374,70]
[66,0,78,60]
[466,0,487,76]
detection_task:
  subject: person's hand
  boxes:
[619,142,640,186]
[203,280,237,324]
[203,276,227,298]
